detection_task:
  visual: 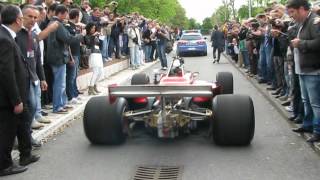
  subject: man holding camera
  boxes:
[288,0,320,143]
[128,20,141,69]
[152,24,169,70]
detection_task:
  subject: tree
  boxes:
[238,4,264,20]
[229,0,236,20]
[114,0,183,25]
[211,5,230,26]
[187,18,201,29]
[169,3,188,28]
[202,17,213,34]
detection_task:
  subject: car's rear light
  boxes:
[178,41,187,45]
[133,97,148,104]
[197,41,206,45]
[193,97,210,103]
[108,83,118,104]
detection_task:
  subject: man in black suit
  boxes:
[0,5,38,177]
[211,25,225,63]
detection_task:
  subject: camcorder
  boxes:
[245,18,259,39]
[251,21,260,30]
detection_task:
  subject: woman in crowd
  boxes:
[84,22,104,95]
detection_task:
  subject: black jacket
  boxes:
[142,29,152,45]
[84,34,100,53]
[298,12,320,70]
[16,28,45,83]
[46,17,83,66]
[211,30,225,48]
[65,21,81,57]
[0,26,29,108]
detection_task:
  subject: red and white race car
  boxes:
[83,57,255,146]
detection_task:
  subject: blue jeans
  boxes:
[241,50,249,68]
[156,43,167,68]
[108,36,120,58]
[144,45,152,62]
[299,74,320,134]
[258,44,273,81]
[122,34,129,55]
[102,35,110,59]
[28,81,42,120]
[130,45,140,66]
[51,64,67,112]
[66,56,79,100]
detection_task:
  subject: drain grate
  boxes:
[132,165,183,180]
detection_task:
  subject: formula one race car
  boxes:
[83,57,255,146]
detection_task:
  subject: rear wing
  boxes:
[109,85,213,98]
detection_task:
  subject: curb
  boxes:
[12,60,159,159]
[222,53,320,153]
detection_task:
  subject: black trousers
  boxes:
[150,41,158,60]
[249,54,258,75]
[292,72,304,118]
[0,107,32,170]
[42,63,53,105]
[213,46,223,61]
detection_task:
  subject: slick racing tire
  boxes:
[130,73,150,110]
[216,72,233,94]
[131,73,150,85]
[212,94,255,146]
[83,96,127,145]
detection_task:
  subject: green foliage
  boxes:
[201,17,213,34]
[169,4,188,28]
[71,0,188,28]
[110,0,186,26]
[211,5,231,26]
[238,5,265,20]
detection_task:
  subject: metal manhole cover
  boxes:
[132,165,183,180]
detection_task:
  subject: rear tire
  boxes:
[131,73,150,85]
[83,96,127,145]
[216,72,233,94]
[212,95,255,146]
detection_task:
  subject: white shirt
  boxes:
[32,23,44,65]
[1,24,16,39]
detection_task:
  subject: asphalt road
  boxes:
[4,50,320,180]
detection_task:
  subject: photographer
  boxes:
[142,22,153,63]
[109,14,123,59]
[100,6,114,61]
[153,24,169,70]
[84,22,104,95]
[270,18,289,99]
[256,13,273,85]
[238,20,250,69]
[128,20,141,69]
[246,18,262,76]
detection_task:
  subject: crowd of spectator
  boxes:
[213,0,320,143]
[0,0,175,176]
[0,0,175,128]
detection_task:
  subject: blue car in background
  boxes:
[176,33,207,56]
